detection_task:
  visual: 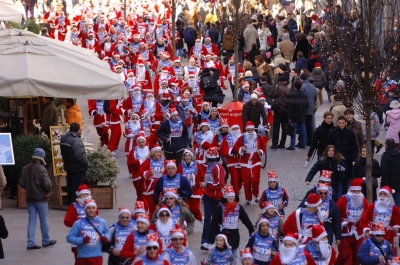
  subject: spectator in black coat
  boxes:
[292,33,310,61]
[184,21,198,56]
[327,116,358,194]
[380,138,400,207]
[176,19,185,57]
[352,145,382,201]
[305,145,346,195]
[0,215,7,259]
[199,67,224,107]
[287,81,309,150]
[247,43,261,67]
[307,111,336,161]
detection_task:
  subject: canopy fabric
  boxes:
[0,0,26,23]
[0,29,126,99]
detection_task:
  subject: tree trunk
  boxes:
[171,0,176,57]
[123,0,126,21]
[233,7,239,102]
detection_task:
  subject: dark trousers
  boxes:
[272,112,288,146]
[67,172,85,205]
[305,115,313,144]
[186,42,194,57]
[164,150,184,166]
[201,195,220,244]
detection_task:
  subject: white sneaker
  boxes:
[110,150,118,156]
[201,243,210,251]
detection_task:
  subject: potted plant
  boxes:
[13,134,52,208]
[85,146,119,209]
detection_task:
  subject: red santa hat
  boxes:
[164,187,178,199]
[267,170,278,182]
[84,199,97,209]
[212,53,218,58]
[135,131,146,143]
[162,51,170,58]
[392,257,400,265]
[305,193,322,207]
[257,217,270,230]
[202,101,210,107]
[134,201,146,214]
[76,184,91,196]
[253,87,263,95]
[161,67,169,73]
[118,206,131,216]
[229,56,234,61]
[223,185,235,198]
[198,119,210,130]
[188,70,196,77]
[160,79,169,85]
[242,81,250,88]
[133,33,141,38]
[112,52,120,57]
[162,92,172,100]
[240,247,253,262]
[173,56,181,63]
[283,233,301,245]
[136,213,150,226]
[215,234,231,249]
[170,228,185,239]
[316,183,330,192]
[183,149,193,157]
[137,59,145,65]
[205,36,211,40]
[88,31,95,36]
[146,92,154,98]
[181,94,190,102]
[245,121,255,129]
[115,64,123,69]
[157,206,171,218]
[150,144,162,152]
[145,232,160,248]
[261,201,276,213]
[130,113,140,120]
[189,56,196,62]
[195,38,201,42]
[319,170,332,182]
[150,18,155,23]
[206,147,219,159]
[314,62,321,68]
[349,178,363,191]
[126,70,135,77]
[379,185,395,196]
[258,95,266,101]
[370,222,385,235]
[205,53,212,58]
[165,159,176,169]
[311,225,328,241]
[169,108,178,116]
[139,40,146,45]
[231,124,240,130]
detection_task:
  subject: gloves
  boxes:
[101,236,109,243]
[337,165,346,172]
[177,188,183,195]
[83,236,91,244]
[92,111,97,116]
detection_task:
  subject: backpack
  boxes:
[103,100,110,114]
[200,74,217,91]
[183,27,194,43]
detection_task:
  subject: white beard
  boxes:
[139,28,145,36]
[136,146,149,160]
[231,131,241,141]
[317,207,325,223]
[117,44,124,50]
[188,79,197,87]
[375,198,390,213]
[318,240,332,260]
[130,120,140,131]
[133,92,142,102]
[137,67,146,78]
[160,73,168,79]
[126,77,136,86]
[245,132,257,143]
[156,218,174,236]
[202,130,214,143]
[76,195,92,206]
[146,99,155,109]
[148,25,155,32]
[347,192,364,208]
[195,43,202,49]
[126,32,132,38]
[279,245,297,264]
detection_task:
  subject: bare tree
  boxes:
[323,0,400,202]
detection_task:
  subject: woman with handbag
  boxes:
[352,145,382,201]
[258,21,272,54]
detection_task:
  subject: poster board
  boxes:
[0,133,15,165]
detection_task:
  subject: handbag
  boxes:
[271,86,281,112]
[282,122,294,136]
[267,35,274,47]
[85,217,111,252]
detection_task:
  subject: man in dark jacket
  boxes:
[273,64,290,87]
[270,77,291,149]
[206,22,221,46]
[200,67,224,107]
[242,93,268,136]
[286,13,298,43]
[300,74,317,145]
[184,21,198,56]
[157,109,189,165]
[381,138,400,207]
[38,97,58,137]
[287,81,309,150]
[19,148,57,250]
[60,122,89,205]
[260,75,273,104]
[328,116,358,194]
[295,51,308,72]
[307,111,335,161]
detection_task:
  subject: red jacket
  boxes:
[219,133,241,167]
[200,162,225,200]
[127,146,149,180]
[87,99,109,128]
[233,134,266,169]
[64,203,99,227]
[270,251,316,265]
[108,99,126,125]
[336,195,368,238]
[139,159,166,196]
[120,231,163,262]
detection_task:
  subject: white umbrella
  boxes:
[0,41,126,99]
[0,0,26,22]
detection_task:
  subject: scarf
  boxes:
[223,201,238,217]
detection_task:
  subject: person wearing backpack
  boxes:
[199,62,225,107]
[183,21,198,57]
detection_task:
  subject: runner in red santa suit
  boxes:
[154,67,171,96]
[168,78,182,102]
[359,185,400,255]
[147,19,157,35]
[233,121,266,204]
[201,54,214,70]
[107,25,118,43]
[139,92,164,122]
[69,25,81,46]
[283,193,324,244]
[153,38,170,60]
[131,34,142,59]
[335,178,368,265]
[47,15,58,39]
[123,70,136,90]
[158,92,176,121]
[44,5,58,21]
[168,57,184,80]
[202,36,220,56]
[188,39,203,65]
[108,98,127,155]
[143,32,155,51]
[176,149,203,222]
[82,31,97,50]
[193,120,217,176]
[304,225,336,265]
[123,86,143,119]
[55,11,70,41]
[127,133,150,200]
[270,233,317,265]
[139,144,165,217]
[153,25,165,44]
[148,207,183,253]
[88,99,109,147]
[138,23,147,38]
[212,54,224,74]
[114,39,130,62]
[220,124,242,195]
[183,57,200,80]
[133,59,153,93]
[156,51,173,73]
[132,232,169,265]
[135,42,156,69]
[224,56,244,95]
[94,16,109,32]
[123,113,143,155]
[182,70,202,96]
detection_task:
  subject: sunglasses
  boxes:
[318,192,328,195]
[171,238,184,241]
[319,181,328,184]
[160,214,170,217]
[146,246,159,250]
[375,235,384,237]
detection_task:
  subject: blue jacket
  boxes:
[295,57,308,72]
[153,174,193,204]
[66,216,110,258]
[157,118,189,153]
[358,237,393,265]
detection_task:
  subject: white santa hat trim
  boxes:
[164,190,178,199]
[166,160,177,168]
[170,230,185,239]
[183,149,193,157]
[379,186,395,196]
[241,253,253,261]
[157,207,171,218]
[76,189,91,196]
[313,230,328,242]
[118,208,131,216]
[283,235,300,246]
[137,215,150,226]
[257,218,270,230]
[84,200,97,209]
[305,198,322,208]
[145,240,159,248]
[214,234,231,249]
[151,145,161,152]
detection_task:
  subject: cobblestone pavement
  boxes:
[1,80,388,265]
